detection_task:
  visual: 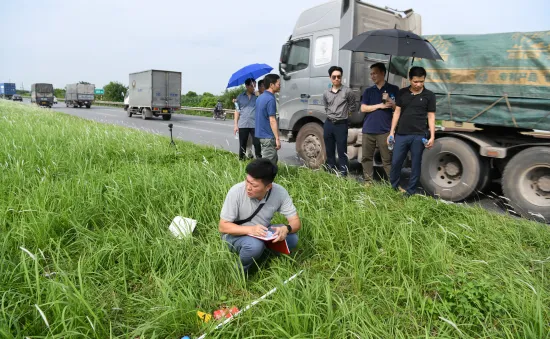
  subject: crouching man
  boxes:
[219,159,301,274]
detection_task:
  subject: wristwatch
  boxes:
[285,224,292,233]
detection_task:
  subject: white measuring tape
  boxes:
[196,269,304,339]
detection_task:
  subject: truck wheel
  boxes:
[162,114,172,121]
[502,146,550,222]
[127,109,132,117]
[142,108,150,120]
[66,102,69,107]
[124,105,129,111]
[476,158,492,193]
[420,137,482,201]
[86,105,91,109]
[296,122,326,169]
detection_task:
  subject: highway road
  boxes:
[23,99,304,166]
[19,99,512,218]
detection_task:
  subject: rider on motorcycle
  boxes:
[214,100,224,118]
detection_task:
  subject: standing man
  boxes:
[248,79,265,156]
[219,159,301,275]
[234,78,261,160]
[255,74,281,165]
[387,66,436,196]
[360,63,399,185]
[256,79,265,96]
[322,66,357,176]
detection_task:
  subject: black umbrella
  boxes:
[340,29,443,80]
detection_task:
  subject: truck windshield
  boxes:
[285,39,311,73]
[36,84,53,92]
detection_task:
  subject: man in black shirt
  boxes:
[387,66,436,196]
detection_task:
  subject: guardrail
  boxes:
[92,101,237,117]
[15,97,236,117]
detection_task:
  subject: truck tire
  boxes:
[502,146,550,222]
[476,158,492,193]
[162,114,172,121]
[296,122,326,169]
[142,108,150,120]
[420,137,482,201]
[86,105,91,109]
[124,105,129,111]
[348,129,358,144]
[127,109,132,117]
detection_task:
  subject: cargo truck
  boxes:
[30,83,54,108]
[125,70,182,121]
[65,83,95,108]
[278,0,550,222]
[0,83,17,100]
[391,31,550,222]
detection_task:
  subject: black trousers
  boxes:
[239,128,261,160]
[323,119,349,175]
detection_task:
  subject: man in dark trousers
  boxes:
[360,63,399,185]
[322,66,357,176]
[234,78,261,160]
[387,66,436,196]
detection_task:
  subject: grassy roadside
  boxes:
[0,100,549,338]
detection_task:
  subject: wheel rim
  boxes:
[518,165,550,207]
[428,152,464,188]
[302,134,322,165]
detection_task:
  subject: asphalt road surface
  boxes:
[19,99,513,218]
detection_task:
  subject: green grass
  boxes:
[0,100,549,338]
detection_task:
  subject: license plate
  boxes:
[162,109,168,113]
[41,102,47,105]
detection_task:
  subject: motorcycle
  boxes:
[213,108,226,120]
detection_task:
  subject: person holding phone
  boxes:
[360,63,399,185]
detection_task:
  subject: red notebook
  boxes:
[248,228,290,255]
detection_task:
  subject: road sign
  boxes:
[95,89,104,95]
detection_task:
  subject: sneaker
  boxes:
[398,186,406,193]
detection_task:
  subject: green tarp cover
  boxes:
[390,31,550,130]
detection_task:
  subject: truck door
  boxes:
[309,30,339,117]
[166,72,181,108]
[278,37,312,129]
[152,71,169,109]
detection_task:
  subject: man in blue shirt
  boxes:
[234,78,261,160]
[255,74,281,165]
[360,63,399,185]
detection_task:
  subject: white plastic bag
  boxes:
[169,216,197,239]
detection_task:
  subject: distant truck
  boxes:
[65,83,95,108]
[0,83,17,100]
[30,83,54,108]
[278,0,550,221]
[125,70,182,121]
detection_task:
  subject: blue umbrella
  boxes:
[226,63,273,88]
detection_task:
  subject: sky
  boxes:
[1,0,549,94]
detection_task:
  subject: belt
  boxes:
[327,117,348,125]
